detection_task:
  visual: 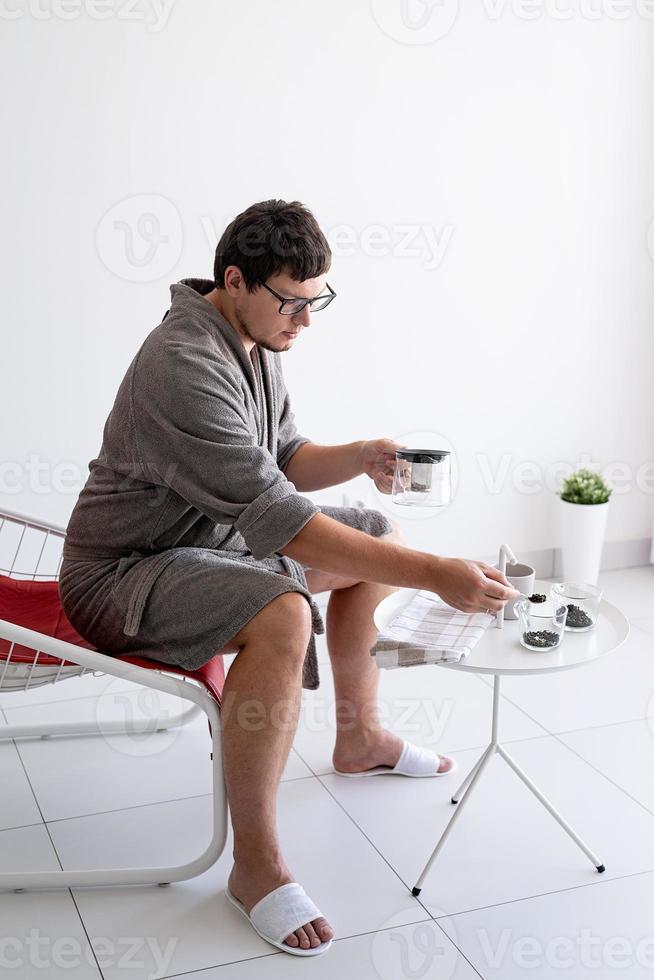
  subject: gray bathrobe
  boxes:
[59,278,391,689]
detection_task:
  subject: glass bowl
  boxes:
[515,597,567,652]
[550,583,602,632]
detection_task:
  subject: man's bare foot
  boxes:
[227,861,334,951]
[333,729,454,775]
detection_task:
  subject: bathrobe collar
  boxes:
[169,276,264,394]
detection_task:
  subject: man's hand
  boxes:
[358,438,407,494]
[430,558,521,614]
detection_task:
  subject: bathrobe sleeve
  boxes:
[132,341,318,560]
[276,382,312,474]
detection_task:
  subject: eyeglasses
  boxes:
[258,280,336,316]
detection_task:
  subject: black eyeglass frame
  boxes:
[258,280,337,316]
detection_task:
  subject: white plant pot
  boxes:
[558,499,609,585]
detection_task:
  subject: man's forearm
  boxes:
[279,511,437,591]
[283,442,365,492]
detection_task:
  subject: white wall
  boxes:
[2,0,653,563]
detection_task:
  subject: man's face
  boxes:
[234,270,329,353]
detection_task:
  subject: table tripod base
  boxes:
[411,675,605,896]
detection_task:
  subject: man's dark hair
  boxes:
[213,199,331,291]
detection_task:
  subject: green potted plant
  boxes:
[558,469,612,585]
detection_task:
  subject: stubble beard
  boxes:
[235,309,289,354]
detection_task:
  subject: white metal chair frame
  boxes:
[0,506,227,892]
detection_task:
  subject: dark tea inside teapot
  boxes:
[392,449,452,507]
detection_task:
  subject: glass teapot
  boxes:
[392,449,452,507]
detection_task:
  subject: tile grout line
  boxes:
[471,671,555,740]
[630,619,654,638]
[296,652,562,771]
[2,692,590,834]
[291,700,654,944]
[7,602,651,978]
[0,820,46,836]
[546,731,654,823]
[8,698,647,812]
[298,657,654,954]
[156,916,474,979]
[303,765,651,980]
[288,750,486,978]
[16,719,647,968]
[549,714,654,740]
[294,751,436,902]
[481,683,654,820]
[291,725,571,781]
[0,685,140,714]
[472,625,654,746]
[432,919,485,979]
[475,672,654,742]
[0,774,320,836]
[3,573,650,977]
[6,774,651,961]
[8,723,106,979]
[432,863,654,923]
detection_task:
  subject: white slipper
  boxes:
[333,740,457,778]
[225,882,333,957]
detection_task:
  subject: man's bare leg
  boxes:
[305,522,455,775]
[222,591,334,951]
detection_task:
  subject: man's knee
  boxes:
[233,591,312,653]
[383,515,406,546]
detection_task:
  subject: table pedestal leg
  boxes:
[411,674,605,897]
[496,743,604,871]
[450,749,486,805]
[412,743,494,896]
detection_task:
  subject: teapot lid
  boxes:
[396,449,450,463]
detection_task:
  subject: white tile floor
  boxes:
[0,565,652,978]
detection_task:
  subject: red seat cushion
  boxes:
[0,576,225,704]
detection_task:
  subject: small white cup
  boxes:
[494,561,536,620]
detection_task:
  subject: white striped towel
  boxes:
[371,590,494,669]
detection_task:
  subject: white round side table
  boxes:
[374,580,630,896]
